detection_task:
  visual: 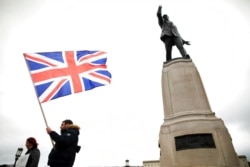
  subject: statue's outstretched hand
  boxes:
[184,41,191,45]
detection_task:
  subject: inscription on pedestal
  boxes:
[175,133,216,151]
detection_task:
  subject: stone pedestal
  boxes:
[159,59,240,167]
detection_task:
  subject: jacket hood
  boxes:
[68,124,80,130]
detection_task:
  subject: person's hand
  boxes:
[46,127,52,134]
[184,41,191,45]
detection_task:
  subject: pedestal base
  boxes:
[159,59,240,167]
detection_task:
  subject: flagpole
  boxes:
[38,102,49,127]
[37,100,55,148]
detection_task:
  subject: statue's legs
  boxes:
[164,38,173,61]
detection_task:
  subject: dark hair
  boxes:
[62,119,73,125]
[27,137,38,148]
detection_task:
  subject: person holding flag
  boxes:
[46,119,81,167]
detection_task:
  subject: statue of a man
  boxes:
[157,5,191,62]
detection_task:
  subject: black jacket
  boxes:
[48,124,80,167]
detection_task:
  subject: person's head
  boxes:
[163,14,169,21]
[60,119,73,130]
[26,137,38,149]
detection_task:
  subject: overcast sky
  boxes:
[1,0,250,166]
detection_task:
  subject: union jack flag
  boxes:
[24,50,112,103]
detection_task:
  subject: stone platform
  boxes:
[159,59,240,167]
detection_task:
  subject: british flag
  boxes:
[24,50,111,103]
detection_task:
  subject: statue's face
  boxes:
[163,15,169,21]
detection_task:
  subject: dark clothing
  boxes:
[157,6,189,61]
[163,37,188,61]
[47,124,80,167]
[25,147,40,167]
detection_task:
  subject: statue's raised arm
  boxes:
[157,5,163,28]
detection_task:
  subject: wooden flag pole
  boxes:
[38,102,49,127]
[37,101,55,148]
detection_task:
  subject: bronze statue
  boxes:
[157,5,191,62]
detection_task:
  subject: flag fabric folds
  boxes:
[24,50,111,103]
